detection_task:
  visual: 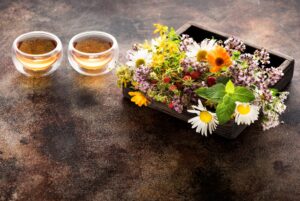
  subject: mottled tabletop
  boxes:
[0,0,299,201]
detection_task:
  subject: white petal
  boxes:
[188,116,199,124]
[187,109,200,115]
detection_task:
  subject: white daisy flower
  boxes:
[126,49,152,68]
[187,99,218,136]
[234,102,260,125]
[186,39,217,62]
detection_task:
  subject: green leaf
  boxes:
[270,88,279,96]
[231,86,255,102]
[195,83,225,103]
[216,76,230,85]
[231,51,241,61]
[216,95,236,124]
[225,80,235,94]
[188,66,193,72]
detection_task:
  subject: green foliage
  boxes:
[195,83,225,103]
[231,51,241,61]
[231,87,255,102]
[216,95,236,124]
[196,80,256,124]
[216,76,230,85]
[168,27,180,43]
[225,80,235,94]
[270,88,279,96]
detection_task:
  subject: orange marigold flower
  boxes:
[207,46,232,73]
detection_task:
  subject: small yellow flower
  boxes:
[152,54,165,67]
[153,24,168,35]
[168,42,179,54]
[128,91,150,107]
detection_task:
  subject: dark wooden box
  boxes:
[123,22,294,139]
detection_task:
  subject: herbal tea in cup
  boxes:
[68,31,119,76]
[12,31,63,77]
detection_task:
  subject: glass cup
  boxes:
[12,31,63,77]
[68,31,119,76]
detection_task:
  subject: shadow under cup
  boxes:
[68,31,119,76]
[12,31,63,77]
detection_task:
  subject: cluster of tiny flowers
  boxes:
[240,53,259,66]
[230,49,283,101]
[230,65,274,101]
[224,36,246,53]
[254,48,270,66]
[265,67,284,86]
[183,81,207,104]
[133,66,151,93]
[229,63,256,87]
[179,34,196,51]
[261,91,289,130]
[181,57,208,73]
[171,96,184,113]
[276,92,289,114]
[262,110,281,130]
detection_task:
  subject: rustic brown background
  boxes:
[0,0,299,201]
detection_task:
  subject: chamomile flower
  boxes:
[126,49,152,68]
[187,99,218,136]
[186,39,217,62]
[234,102,260,125]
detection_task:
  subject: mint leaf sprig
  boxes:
[195,80,255,124]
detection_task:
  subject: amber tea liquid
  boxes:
[16,38,61,73]
[72,37,113,70]
[68,31,118,76]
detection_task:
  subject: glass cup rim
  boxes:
[12,31,62,57]
[69,31,118,56]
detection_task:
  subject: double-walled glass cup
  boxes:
[68,31,119,76]
[12,31,63,77]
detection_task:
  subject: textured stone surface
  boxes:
[0,0,299,200]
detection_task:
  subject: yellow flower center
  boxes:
[199,111,213,123]
[136,58,145,67]
[197,50,207,61]
[215,57,224,66]
[237,104,251,115]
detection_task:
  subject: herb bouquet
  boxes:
[116,24,289,136]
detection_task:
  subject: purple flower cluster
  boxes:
[265,67,284,86]
[183,82,207,103]
[254,49,270,66]
[171,96,183,113]
[240,53,259,66]
[133,66,151,93]
[181,58,208,73]
[224,36,246,53]
[229,63,256,87]
[179,34,196,51]
[230,50,283,101]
